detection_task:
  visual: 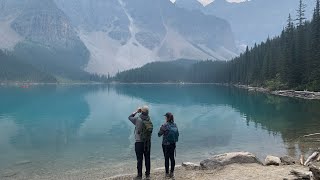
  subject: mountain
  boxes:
[0,0,91,80]
[54,0,238,75]
[175,0,314,47]
[174,0,204,11]
[0,0,237,79]
[116,1,320,91]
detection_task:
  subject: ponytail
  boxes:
[169,114,174,123]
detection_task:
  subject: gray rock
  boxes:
[310,165,320,180]
[290,169,313,180]
[135,32,161,50]
[200,152,262,170]
[182,162,200,170]
[265,155,281,166]
[281,156,297,165]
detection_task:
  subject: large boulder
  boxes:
[280,156,297,165]
[200,152,262,170]
[265,155,281,166]
[182,162,200,170]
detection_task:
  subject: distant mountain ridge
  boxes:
[175,0,315,46]
[55,0,238,74]
[0,0,238,81]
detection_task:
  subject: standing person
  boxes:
[128,106,153,180]
[158,112,179,178]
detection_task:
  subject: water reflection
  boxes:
[0,86,92,171]
[114,84,320,157]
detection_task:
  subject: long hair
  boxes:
[168,114,174,123]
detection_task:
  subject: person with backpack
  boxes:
[128,105,153,180]
[158,112,179,178]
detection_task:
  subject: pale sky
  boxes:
[170,0,246,6]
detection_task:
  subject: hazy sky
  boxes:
[170,0,246,6]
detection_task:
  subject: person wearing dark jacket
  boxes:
[128,106,151,180]
[158,112,179,178]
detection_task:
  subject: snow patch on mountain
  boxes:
[0,18,23,50]
[80,24,238,75]
[79,31,156,75]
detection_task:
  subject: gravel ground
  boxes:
[107,164,310,180]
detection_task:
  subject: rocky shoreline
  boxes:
[108,151,320,180]
[234,85,320,100]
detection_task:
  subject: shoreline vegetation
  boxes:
[2,82,319,100]
[108,151,320,180]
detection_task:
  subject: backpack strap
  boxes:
[134,117,141,135]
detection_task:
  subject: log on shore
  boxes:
[304,133,320,138]
[304,152,320,166]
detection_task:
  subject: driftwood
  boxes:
[305,152,320,166]
[310,165,320,180]
[301,155,305,165]
[290,170,312,179]
[304,133,320,137]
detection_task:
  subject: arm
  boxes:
[128,110,139,125]
[177,124,179,137]
[158,124,166,137]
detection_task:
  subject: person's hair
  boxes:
[167,114,174,122]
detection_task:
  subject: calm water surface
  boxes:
[0,84,319,179]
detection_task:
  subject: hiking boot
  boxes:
[145,174,150,180]
[165,173,170,178]
[133,175,142,180]
[169,172,174,178]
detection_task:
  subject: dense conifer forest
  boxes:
[0,50,57,83]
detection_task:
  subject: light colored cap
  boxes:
[141,105,149,113]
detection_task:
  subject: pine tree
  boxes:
[296,0,307,27]
[292,0,307,87]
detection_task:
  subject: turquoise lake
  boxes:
[0,84,319,179]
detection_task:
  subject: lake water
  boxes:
[0,84,320,179]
